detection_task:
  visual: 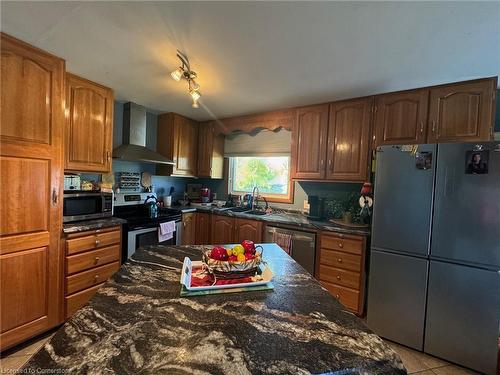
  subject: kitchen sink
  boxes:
[229,207,251,212]
[246,210,267,216]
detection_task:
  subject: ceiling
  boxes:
[1,1,499,121]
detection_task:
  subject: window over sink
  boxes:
[228,155,292,203]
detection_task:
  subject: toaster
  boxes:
[64,174,81,191]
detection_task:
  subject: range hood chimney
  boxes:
[112,102,174,165]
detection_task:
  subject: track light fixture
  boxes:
[170,50,201,108]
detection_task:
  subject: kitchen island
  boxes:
[23,244,405,374]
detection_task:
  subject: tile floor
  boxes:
[0,332,481,374]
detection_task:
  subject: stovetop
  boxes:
[114,205,182,229]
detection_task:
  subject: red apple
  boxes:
[210,246,229,261]
[245,253,255,260]
[241,240,256,254]
[228,255,237,262]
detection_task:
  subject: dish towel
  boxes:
[272,231,293,255]
[158,221,176,242]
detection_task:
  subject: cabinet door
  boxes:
[374,89,428,146]
[65,73,113,172]
[195,213,211,245]
[173,116,198,176]
[326,98,372,181]
[0,33,64,350]
[211,215,234,245]
[292,104,329,179]
[181,213,196,245]
[428,79,496,143]
[197,122,214,177]
[235,218,263,243]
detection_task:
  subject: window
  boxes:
[228,156,292,202]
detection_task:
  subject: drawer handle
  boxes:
[337,258,342,263]
[336,275,341,280]
[94,274,100,282]
[95,239,100,247]
[338,242,343,248]
[94,257,100,264]
[335,294,340,299]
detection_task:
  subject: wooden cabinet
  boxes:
[235,218,263,243]
[292,104,329,179]
[198,121,225,179]
[64,226,121,319]
[428,78,496,143]
[326,98,372,181]
[157,113,199,177]
[65,73,114,172]
[374,89,429,146]
[211,215,235,245]
[181,213,196,245]
[195,213,211,245]
[317,232,366,315]
[0,33,65,350]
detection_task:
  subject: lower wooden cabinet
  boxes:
[63,226,121,319]
[195,213,211,244]
[181,213,196,245]
[211,215,235,244]
[317,232,366,315]
[235,218,263,243]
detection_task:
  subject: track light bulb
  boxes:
[192,99,199,108]
[189,89,201,101]
[170,67,183,82]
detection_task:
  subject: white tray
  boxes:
[180,257,273,292]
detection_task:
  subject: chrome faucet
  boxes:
[251,186,259,210]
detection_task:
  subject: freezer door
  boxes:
[371,144,436,257]
[425,261,500,374]
[366,250,429,350]
[432,142,500,268]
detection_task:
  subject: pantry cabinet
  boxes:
[197,121,225,179]
[427,79,497,143]
[181,213,196,245]
[0,33,65,350]
[292,104,329,179]
[326,97,373,181]
[373,89,429,146]
[195,213,211,245]
[157,113,199,177]
[65,73,114,173]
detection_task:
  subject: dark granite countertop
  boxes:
[178,205,371,236]
[23,244,404,374]
[62,217,126,234]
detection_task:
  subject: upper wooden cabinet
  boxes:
[157,113,199,177]
[0,33,64,350]
[292,104,329,179]
[326,98,373,181]
[427,78,497,143]
[65,73,114,173]
[198,121,225,179]
[374,89,429,146]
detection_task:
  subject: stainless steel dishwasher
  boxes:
[264,226,316,275]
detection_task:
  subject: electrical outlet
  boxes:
[303,199,310,213]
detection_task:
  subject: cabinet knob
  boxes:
[337,258,342,263]
[420,121,424,134]
[335,294,340,299]
[336,275,341,280]
[95,239,100,246]
[338,242,343,248]
[431,120,436,132]
[94,274,99,282]
[94,257,100,264]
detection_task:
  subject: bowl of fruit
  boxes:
[202,240,263,279]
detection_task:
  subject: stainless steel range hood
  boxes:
[112,102,174,165]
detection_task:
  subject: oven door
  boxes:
[126,222,181,261]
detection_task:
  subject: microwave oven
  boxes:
[63,191,113,223]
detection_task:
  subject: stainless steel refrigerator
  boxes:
[367,142,500,374]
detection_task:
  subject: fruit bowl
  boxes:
[201,242,263,279]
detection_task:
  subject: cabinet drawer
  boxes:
[320,249,362,272]
[66,245,120,275]
[67,228,121,255]
[320,281,359,312]
[321,234,363,255]
[65,283,103,319]
[318,265,360,290]
[66,261,120,295]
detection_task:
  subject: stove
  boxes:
[113,192,183,262]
